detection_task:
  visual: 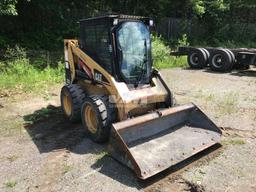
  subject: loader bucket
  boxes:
[108,103,222,179]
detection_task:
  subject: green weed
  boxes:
[194,89,215,102]
[43,91,52,101]
[96,151,108,161]
[188,170,205,185]
[6,155,19,162]
[5,180,17,188]
[218,92,238,114]
[24,107,60,124]
[62,164,73,174]
[222,139,246,145]
[152,36,188,69]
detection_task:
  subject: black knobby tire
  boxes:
[209,49,233,72]
[81,95,116,143]
[60,84,87,123]
[187,48,208,69]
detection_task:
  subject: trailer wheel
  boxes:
[61,84,87,123]
[225,49,236,70]
[187,48,207,69]
[201,48,210,62]
[225,49,235,63]
[209,49,233,72]
[81,95,116,143]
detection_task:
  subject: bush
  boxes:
[0,45,64,95]
[4,45,27,61]
[0,58,64,94]
[152,36,187,69]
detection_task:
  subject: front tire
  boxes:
[81,95,116,143]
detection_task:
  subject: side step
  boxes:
[108,103,222,179]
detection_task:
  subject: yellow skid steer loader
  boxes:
[61,15,222,179]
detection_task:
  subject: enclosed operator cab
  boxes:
[79,15,154,87]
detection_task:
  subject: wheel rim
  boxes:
[212,54,223,68]
[63,91,72,116]
[190,53,199,66]
[84,104,98,134]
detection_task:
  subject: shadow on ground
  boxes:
[23,105,92,154]
[230,69,256,77]
[201,67,256,77]
[23,105,222,190]
[23,105,139,188]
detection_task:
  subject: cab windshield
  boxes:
[117,22,151,84]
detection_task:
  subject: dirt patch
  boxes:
[161,68,256,131]
[160,68,256,192]
[0,68,255,192]
[221,127,256,139]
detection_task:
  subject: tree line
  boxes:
[0,0,255,50]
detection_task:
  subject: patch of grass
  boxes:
[6,155,19,162]
[95,151,108,161]
[194,176,204,184]
[24,106,61,124]
[0,58,64,95]
[222,138,246,145]
[5,180,17,188]
[194,89,215,102]
[43,91,52,101]
[204,94,215,101]
[188,171,205,185]
[218,92,238,114]
[152,36,188,69]
[62,164,73,174]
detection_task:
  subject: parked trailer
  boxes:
[171,46,256,72]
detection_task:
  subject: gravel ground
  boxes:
[0,67,255,192]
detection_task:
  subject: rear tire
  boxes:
[225,49,236,69]
[201,48,210,66]
[81,95,116,143]
[187,48,208,69]
[209,49,233,72]
[60,84,87,123]
[225,49,235,63]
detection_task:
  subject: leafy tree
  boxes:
[0,0,19,15]
[0,0,255,49]
[0,0,30,15]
